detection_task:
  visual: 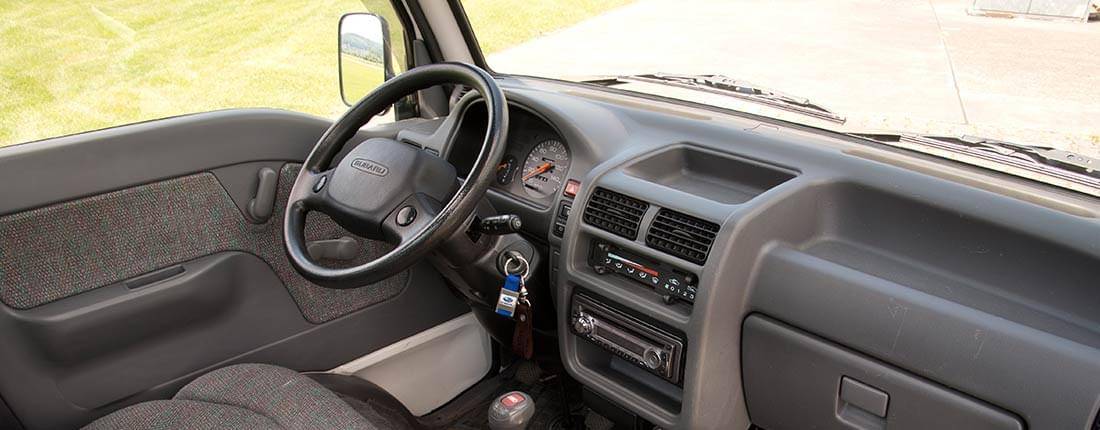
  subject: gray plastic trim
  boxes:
[752,244,1100,429]
[742,315,1024,430]
[328,312,492,416]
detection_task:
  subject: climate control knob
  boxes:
[643,347,667,370]
[572,314,596,335]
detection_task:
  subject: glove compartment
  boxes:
[742,315,1023,430]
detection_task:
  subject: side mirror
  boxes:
[339,13,393,105]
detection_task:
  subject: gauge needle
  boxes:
[522,162,554,181]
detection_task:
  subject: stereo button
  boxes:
[643,348,667,370]
[572,314,596,335]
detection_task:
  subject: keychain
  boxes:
[496,255,530,318]
[498,255,535,359]
[495,273,523,318]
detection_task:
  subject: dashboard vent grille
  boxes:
[583,188,649,239]
[646,209,720,264]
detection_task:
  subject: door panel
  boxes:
[18,253,309,408]
[0,165,406,321]
[0,110,470,429]
[0,109,332,215]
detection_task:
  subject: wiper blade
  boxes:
[851,132,1100,197]
[903,134,1099,179]
[600,73,846,124]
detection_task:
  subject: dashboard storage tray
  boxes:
[623,145,795,205]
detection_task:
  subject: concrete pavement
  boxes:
[488,0,1100,157]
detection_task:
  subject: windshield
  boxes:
[464,0,1100,159]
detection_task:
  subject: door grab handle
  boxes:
[307,237,360,261]
[247,167,278,223]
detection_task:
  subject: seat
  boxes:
[84,363,419,430]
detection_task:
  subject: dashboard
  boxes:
[432,76,1100,430]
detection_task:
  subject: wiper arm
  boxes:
[902,134,1099,179]
[849,131,1100,196]
[602,73,846,124]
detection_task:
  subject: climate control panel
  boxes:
[589,242,699,303]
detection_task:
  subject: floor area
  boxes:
[427,360,614,430]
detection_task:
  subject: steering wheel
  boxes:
[283,63,508,288]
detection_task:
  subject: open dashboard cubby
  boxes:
[623,145,796,205]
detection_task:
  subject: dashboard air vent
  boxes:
[646,208,720,264]
[583,188,649,240]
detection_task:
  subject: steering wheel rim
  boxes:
[283,62,508,288]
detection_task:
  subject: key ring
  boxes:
[503,254,531,283]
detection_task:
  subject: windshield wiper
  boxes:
[587,73,846,124]
[903,134,1099,178]
[853,132,1100,195]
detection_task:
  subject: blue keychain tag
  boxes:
[495,274,522,317]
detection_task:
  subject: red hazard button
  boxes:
[563,179,580,198]
[500,392,526,408]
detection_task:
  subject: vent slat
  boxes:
[650,219,716,245]
[583,188,648,240]
[585,209,640,230]
[588,200,645,220]
[646,208,719,264]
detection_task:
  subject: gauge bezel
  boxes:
[520,138,571,199]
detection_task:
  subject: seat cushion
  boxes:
[84,364,398,430]
[83,400,281,429]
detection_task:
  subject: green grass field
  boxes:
[0,0,630,147]
[340,54,384,103]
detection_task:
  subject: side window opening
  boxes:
[0,1,409,148]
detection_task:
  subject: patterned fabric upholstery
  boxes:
[83,400,280,429]
[84,364,381,430]
[0,165,407,323]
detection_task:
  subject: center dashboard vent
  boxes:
[583,188,649,240]
[646,208,720,265]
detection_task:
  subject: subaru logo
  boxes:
[351,158,388,176]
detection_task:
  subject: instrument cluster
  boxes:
[493,109,570,208]
[448,102,571,209]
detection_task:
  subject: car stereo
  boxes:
[570,293,685,384]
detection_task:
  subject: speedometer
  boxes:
[520,139,570,199]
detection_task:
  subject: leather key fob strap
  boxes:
[512,302,534,359]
